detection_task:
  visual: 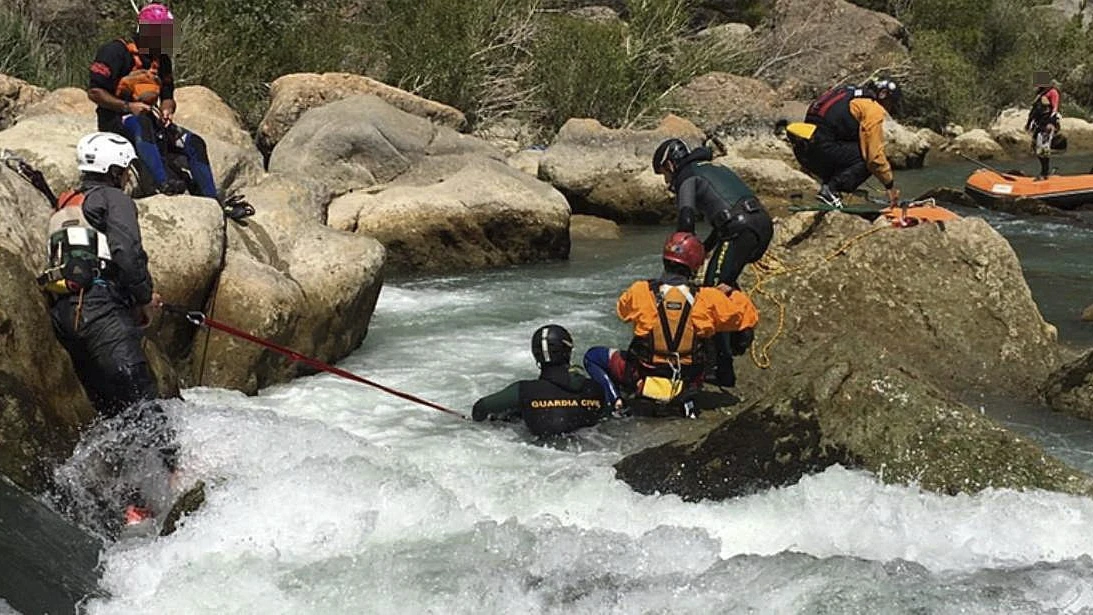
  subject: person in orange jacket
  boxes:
[583,232,759,417]
[802,78,902,209]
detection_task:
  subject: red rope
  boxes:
[171,307,467,419]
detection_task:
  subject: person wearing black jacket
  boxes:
[652,138,770,386]
[86,3,252,219]
[44,132,177,530]
[472,325,608,437]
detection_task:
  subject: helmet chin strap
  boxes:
[128,0,140,14]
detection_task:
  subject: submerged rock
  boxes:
[1043,349,1093,421]
[617,357,1093,500]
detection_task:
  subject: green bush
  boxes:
[529,15,632,132]
[0,3,96,90]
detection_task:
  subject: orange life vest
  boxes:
[644,281,699,367]
[115,40,161,105]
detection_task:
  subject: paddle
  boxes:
[956,152,1019,181]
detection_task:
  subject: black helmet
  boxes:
[869,78,901,109]
[652,138,690,174]
[531,324,573,367]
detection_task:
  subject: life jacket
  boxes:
[640,281,699,367]
[807,85,873,142]
[518,377,603,437]
[39,188,111,295]
[115,40,161,105]
[1029,87,1060,125]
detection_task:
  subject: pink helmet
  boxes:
[138,3,174,24]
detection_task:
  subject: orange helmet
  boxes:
[662,232,705,273]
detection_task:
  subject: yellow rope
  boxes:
[746,223,891,368]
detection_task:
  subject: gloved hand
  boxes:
[729,328,754,356]
[886,186,901,208]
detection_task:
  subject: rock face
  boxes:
[712,155,817,202]
[758,0,909,97]
[18,87,95,121]
[268,95,499,199]
[538,115,705,223]
[258,73,468,154]
[884,118,931,169]
[188,173,386,393]
[327,158,570,274]
[0,74,46,131]
[139,196,225,360]
[0,114,97,195]
[1043,350,1093,420]
[0,165,94,491]
[615,211,1074,500]
[989,108,1032,153]
[666,72,790,132]
[617,357,1093,500]
[943,129,1006,160]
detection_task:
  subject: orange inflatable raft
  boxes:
[965,168,1093,209]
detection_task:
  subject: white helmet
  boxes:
[76,132,136,174]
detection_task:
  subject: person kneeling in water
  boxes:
[472,325,608,437]
[583,232,759,417]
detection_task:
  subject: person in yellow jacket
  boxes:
[583,232,759,417]
[802,78,902,209]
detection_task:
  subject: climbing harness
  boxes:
[165,305,467,419]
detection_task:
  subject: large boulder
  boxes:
[258,73,468,154]
[18,87,95,121]
[616,356,1093,500]
[1042,350,1093,420]
[538,115,705,223]
[172,86,255,151]
[884,118,931,169]
[139,196,225,361]
[988,107,1032,153]
[268,95,500,200]
[1060,117,1093,151]
[0,74,46,131]
[190,173,385,393]
[328,158,570,273]
[614,210,1082,500]
[665,72,788,133]
[757,0,909,97]
[0,114,97,194]
[0,165,94,491]
[733,213,1060,399]
[712,154,817,203]
[942,129,1006,160]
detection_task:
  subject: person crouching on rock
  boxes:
[583,232,759,417]
[800,78,902,209]
[86,3,252,220]
[472,325,608,437]
[42,132,176,530]
[653,137,771,387]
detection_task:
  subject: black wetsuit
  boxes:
[48,179,175,470]
[672,148,770,386]
[472,365,607,437]
[672,148,773,288]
